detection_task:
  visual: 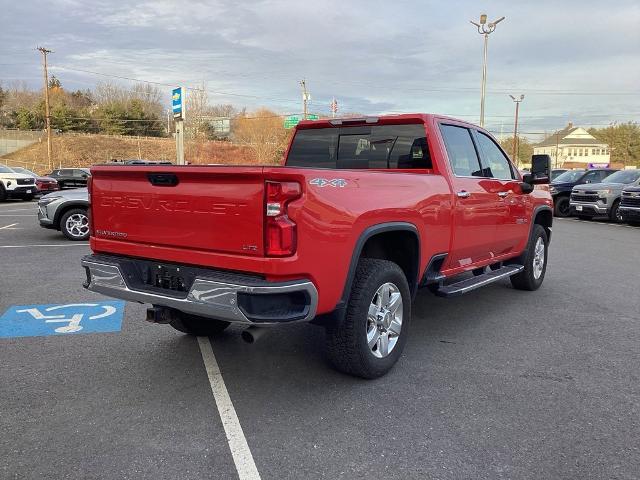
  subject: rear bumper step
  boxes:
[435,265,524,297]
[81,254,318,325]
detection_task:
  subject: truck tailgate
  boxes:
[90,166,266,256]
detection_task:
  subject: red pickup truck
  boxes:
[82,114,553,378]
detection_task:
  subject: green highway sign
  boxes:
[284,115,300,129]
[284,114,319,129]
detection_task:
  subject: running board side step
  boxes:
[435,265,524,297]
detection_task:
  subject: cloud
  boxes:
[1,0,639,138]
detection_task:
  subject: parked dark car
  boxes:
[46,168,91,189]
[37,188,89,240]
[10,166,59,193]
[619,185,640,226]
[549,168,617,217]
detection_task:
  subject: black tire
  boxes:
[609,200,622,223]
[59,208,90,241]
[553,196,571,217]
[510,224,548,291]
[325,258,411,379]
[577,215,592,221]
[169,311,230,336]
[22,194,34,201]
[0,186,6,202]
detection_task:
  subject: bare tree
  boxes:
[233,108,290,164]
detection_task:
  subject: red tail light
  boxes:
[87,176,94,237]
[265,181,301,256]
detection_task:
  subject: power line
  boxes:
[51,65,302,104]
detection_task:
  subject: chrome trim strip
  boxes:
[81,258,318,325]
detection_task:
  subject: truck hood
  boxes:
[572,182,625,192]
[0,173,34,180]
[550,182,574,189]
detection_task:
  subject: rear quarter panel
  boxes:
[263,167,452,313]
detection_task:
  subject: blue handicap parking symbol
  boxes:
[0,301,125,338]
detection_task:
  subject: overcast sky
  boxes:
[1,0,639,138]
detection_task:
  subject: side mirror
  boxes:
[529,154,551,184]
[520,175,535,194]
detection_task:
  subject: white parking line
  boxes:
[0,243,89,248]
[0,209,37,213]
[197,336,261,480]
[0,223,19,230]
[0,214,35,217]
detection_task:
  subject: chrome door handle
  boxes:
[498,191,510,198]
[456,191,471,198]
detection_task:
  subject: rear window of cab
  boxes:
[286,124,432,170]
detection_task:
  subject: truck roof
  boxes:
[296,113,477,130]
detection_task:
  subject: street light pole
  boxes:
[470,14,505,127]
[509,94,525,165]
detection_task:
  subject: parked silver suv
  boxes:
[570,169,640,222]
[38,188,89,240]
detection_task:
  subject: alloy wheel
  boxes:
[532,237,545,280]
[366,282,403,358]
[65,213,89,238]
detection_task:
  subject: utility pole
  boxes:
[509,94,524,166]
[37,46,53,171]
[300,79,309,120]
[470,14,505,127]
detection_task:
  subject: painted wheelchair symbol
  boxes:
[15,303,117,334]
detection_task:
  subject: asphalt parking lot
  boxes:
[1,198,639,480]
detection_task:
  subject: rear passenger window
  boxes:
[439,125,483,177]
[474,132,517,180]
[286,129,338,169]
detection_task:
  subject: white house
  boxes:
[534,123,610,168]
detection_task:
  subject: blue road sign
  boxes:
[0,301,125,338]
[172,87,183,119]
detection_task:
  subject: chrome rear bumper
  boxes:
[81,254,318,325]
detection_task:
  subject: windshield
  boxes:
[603,170,640,184]
[553,170,585,183]
[0,165,15,173]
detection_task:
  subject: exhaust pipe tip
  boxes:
[241,326,268,344]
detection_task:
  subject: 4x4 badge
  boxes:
[309,178,347,188]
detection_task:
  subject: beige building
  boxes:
[534,123,610,168]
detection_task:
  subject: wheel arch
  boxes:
[53,202,89,229]
[341,222,421,305]
[533,205,553,243]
